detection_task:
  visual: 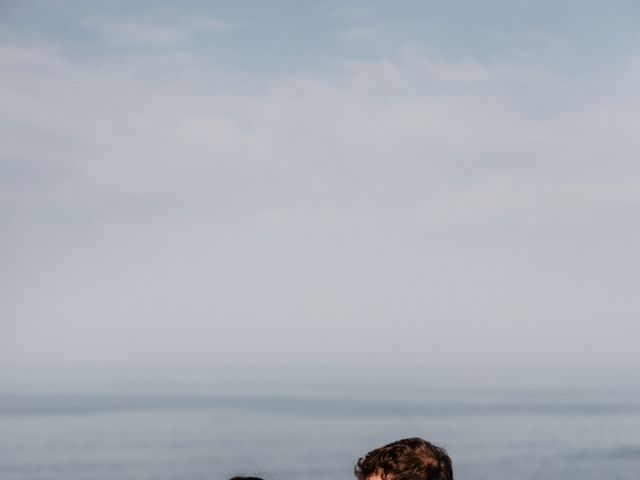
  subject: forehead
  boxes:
[366,475,386,480]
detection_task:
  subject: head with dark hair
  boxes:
[355,437,453,480]
[229,477,263,480]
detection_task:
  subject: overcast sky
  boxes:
[2,1,640,368]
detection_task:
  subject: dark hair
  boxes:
[229,477,263,480]
[355,437,453,480]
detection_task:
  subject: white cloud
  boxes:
[84,15,235,47]
[2,29,640,366]
[3,36,640,230]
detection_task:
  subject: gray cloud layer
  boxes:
[2,3,640,367]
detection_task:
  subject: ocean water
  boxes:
[1,367,640,480]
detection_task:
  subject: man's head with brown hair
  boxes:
[355,437,453,480]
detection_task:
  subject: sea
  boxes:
[1,366,639,480]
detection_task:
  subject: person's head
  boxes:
[229,477,263,480]
[355,437,453,480]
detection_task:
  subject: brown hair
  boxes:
[355,437,453,480]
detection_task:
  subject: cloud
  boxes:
[3,34,640,236]
[2,23,640,366]
[84,15,235,48]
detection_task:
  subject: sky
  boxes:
[1,1,640,368]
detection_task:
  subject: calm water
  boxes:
[1,367,640,480]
